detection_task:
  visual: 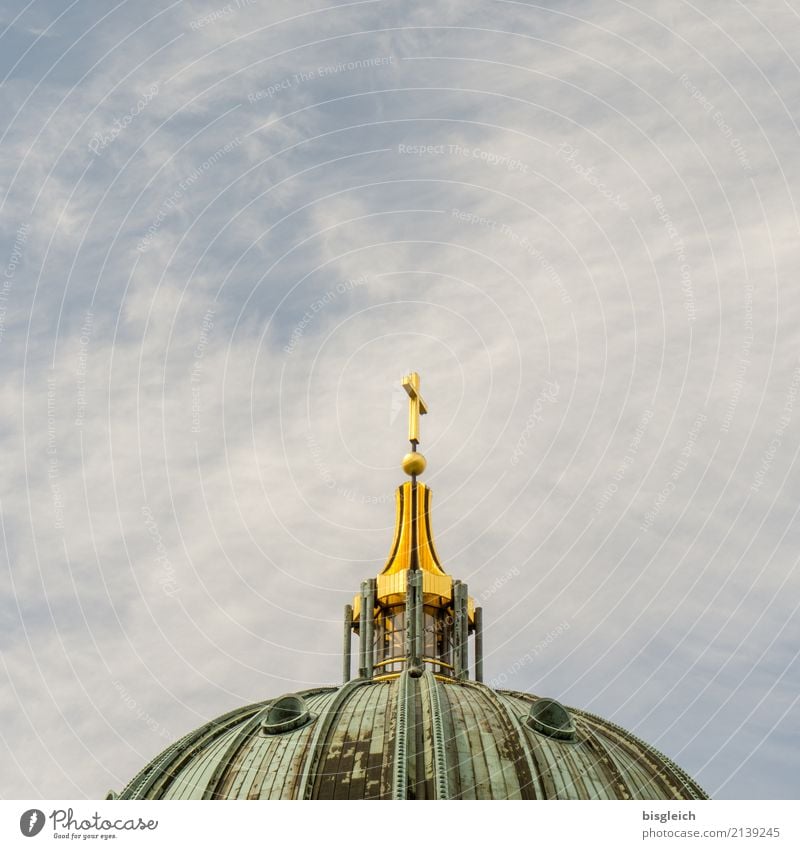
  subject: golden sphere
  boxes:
[402,451,427,476]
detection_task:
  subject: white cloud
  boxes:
[1,0,798,800]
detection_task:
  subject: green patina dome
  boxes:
[113,375,707,801]
[116,674,706,800]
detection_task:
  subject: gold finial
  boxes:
[401,372,428,477]
[402,451,427,476]
[402,372,427,445]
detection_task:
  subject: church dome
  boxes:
[117,676,705,800]
[113,373,707,801]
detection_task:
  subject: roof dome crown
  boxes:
[113,374,707,801]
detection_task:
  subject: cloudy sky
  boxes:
[1,0,798,800]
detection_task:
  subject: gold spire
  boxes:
[374,374,470,615]
[372,479,463,606]
[349,373,475,680]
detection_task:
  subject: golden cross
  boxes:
[402,372,428,445]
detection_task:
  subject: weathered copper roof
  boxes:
[116,672,707,800]
[114,377,708,801]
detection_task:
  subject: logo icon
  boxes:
[19,809,45,837]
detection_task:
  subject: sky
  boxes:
[0,0,798,801]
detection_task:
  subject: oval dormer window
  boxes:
[261,695,313,734]
[526,698,576,741]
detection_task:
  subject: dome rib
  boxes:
[572,704,706,799]
[467,682,538,799]
[424,672,450,799]
[298,678,372,799]
[123,703,261,800]
[201,706,271,799]
[115,680,708,800]
[391,672,410,799]
[495,690,707,800]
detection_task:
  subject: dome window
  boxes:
[525,698,576,741]
[261,695,314,734]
